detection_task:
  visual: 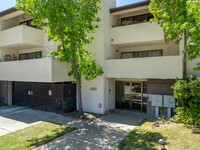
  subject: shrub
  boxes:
[172,75,200,125]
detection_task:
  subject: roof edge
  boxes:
[110,1,150,13]
[0,7,18,17]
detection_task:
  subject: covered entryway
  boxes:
[116,81,147,112]
[12,82,76,114]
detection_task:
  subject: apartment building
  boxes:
[0,0,199,117]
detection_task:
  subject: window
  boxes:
[19,19,42,29]
[138,51,148,58]
[121,52,133,59]
[121,17,134,26]
[19,54,27,60]
[121,13,154,26]
[121,50,163,59]
[19,52,42,60]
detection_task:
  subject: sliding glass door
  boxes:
[116,81,147,112]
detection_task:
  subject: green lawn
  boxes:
[115,120,200,150]
[0,122,76,150]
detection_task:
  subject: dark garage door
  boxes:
[13,82,76,114]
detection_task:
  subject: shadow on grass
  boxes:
[116,120,167,150]
[27,122,76,149]
[184,125,200,134]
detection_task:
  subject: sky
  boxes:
[0,0,144,12]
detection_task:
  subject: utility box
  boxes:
[150,94,163,107]
[164,95,175,108]
[63,97,76,113]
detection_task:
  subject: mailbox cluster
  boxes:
[149,94,175,118]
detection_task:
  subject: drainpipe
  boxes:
[183,30,187,76]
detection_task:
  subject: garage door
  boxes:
[13,82,76,114]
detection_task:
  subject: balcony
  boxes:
[0,25,44,49]
[105,56,183,79]
[111,22,165,47]
[0,57,73,82]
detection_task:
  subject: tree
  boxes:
[16,0,103,114]
[149,0,200,70]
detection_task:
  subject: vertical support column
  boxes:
[8,81,12,105]
[155,106,159,118]
[167,107,171,118]
[62,82,64,115]
[130,82,132,109]
[141,82,143,112]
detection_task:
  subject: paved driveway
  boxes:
[0,106,86,136]
[0,106,155,149]
[35,110,155,150]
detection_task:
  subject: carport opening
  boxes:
[12,82,76,114]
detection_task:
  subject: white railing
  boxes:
[0,57,73,82]
[105,56,183,79]
[111,22,165,46]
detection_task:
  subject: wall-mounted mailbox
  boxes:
[150,94,163,107]
[150,94,176,118]
[164,95,176,118]
[164,95,175,108]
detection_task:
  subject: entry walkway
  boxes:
[0,106,86,136]
[35,110,155,150]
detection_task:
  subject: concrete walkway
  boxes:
[0,106,86,136]
[35,110,154,150]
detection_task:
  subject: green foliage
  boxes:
[158,115,166,122]
[172,75,200,125]
[149,0,200,70]
[16,0,103,81]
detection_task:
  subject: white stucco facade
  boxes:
[0,0,200,115]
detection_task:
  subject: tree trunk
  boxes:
[71,60,83,114]
[61,42,83,114]
[77,76,83,114]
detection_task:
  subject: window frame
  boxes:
[121,50,163,59]
[121,13,154,26]
[19,51,42,60]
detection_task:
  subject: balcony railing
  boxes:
[0,25,44,49]
[105,56,183,79]
[111,22,165,46]
[0,57,73,82]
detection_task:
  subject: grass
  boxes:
[115,120,200,150]
[0,121,76,150]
